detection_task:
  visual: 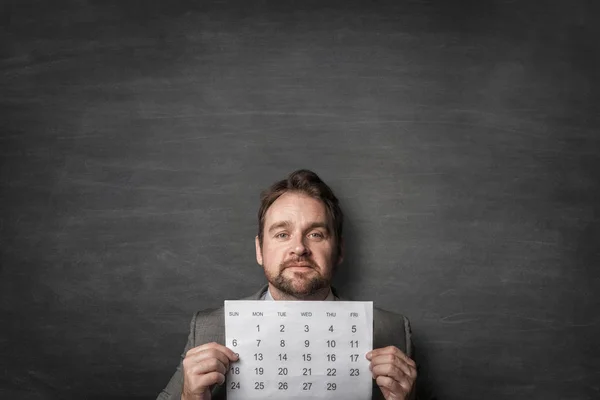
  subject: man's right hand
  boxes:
[181,342,239,400]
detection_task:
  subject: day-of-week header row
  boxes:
[228,311,361,318]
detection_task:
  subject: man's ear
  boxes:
[255,235,263,265]
[336,237,345,265]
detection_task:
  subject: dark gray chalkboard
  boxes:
[1,1,599,399]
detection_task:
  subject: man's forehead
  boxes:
[265,192,329,224]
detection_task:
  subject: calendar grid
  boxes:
[225,300,373,399]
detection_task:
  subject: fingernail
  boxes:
[365,351,372,359]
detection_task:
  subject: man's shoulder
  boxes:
[374,306,409,324]
[373,306,411,335]
[372,306,413,356]
[193,306,224,320]
[188,307,225,343]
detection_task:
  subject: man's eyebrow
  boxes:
[268,221,292,234]
[267,221,331,234]
[306,222,330,232]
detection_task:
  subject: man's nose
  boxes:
[291,235,309,256]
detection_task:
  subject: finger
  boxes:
[186,342,239,361]
[186,342,239,360]
[368,346,416,368]
[185,348,233,370]
[371,362,417,385]
[367,346,398,359]
[375,375,409,398]
[370,353,416,380]
[189,370,227,389]
[379,386,392,400]
[392,347,416,368]
[185,356,229,377]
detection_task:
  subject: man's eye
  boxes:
[309,232,324,239]
[275,233,289,239]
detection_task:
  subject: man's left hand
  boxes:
[366,346,417,400]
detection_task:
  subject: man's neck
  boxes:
[267,284,332,301]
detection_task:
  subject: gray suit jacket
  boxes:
[157,285,413,400]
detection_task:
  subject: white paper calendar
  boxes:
[224,300,373,399]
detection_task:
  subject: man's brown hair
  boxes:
[257,170,344,256]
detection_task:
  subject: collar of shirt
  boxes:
[261,287,336,301]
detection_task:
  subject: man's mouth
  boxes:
[285,262,314,270]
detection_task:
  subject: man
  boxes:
[157,170,417,400]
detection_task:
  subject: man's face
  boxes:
[255,192,343,299]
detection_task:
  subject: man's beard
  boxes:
[268,257,332,298]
